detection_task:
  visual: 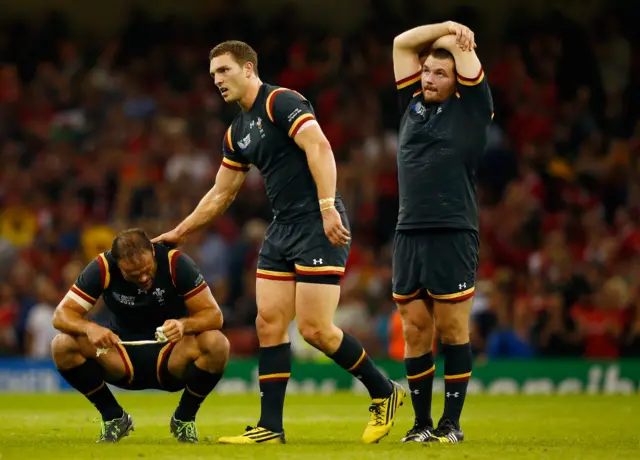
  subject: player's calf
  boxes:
[296,282,404,443]
[171,331,229,442]
[51,334,126,430]
[432,299,473,439]
[398,299,437,441]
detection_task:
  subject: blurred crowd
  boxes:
[1,4,639,361]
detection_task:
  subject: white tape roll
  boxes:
[155,326,168,343]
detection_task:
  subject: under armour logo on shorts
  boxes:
[313,258,323,265]
[446,392,460,398]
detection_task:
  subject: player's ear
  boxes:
[244,62,253,78]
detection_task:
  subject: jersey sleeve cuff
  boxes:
[457,68,484,86]
[288,113,316,137]
[396,71,421,90]
[222,157,251,171]
[183,281,208,300]
[68,285,96,310]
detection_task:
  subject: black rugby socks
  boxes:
[329,332,393,399]
[257,343,291,432]
[405,352,435,428]
[58,359,123,421]
[441,343,473,427]
[174,362,224,421]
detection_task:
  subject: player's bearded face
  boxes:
[210,54,250,103]
[118,251,157,291]
[421,57,456,103]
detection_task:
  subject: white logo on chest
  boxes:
[112,292,135,306]
[153,288,166,304]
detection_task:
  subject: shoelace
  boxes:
[368,402,385,425]
[100,419,121,440]
[433,420,456,437]
[243,426,260,435]
[177,421,197,439]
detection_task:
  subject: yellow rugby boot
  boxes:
[217,426,285,444]
[362,381,406,444]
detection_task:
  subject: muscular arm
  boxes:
[432,34,482,80]
[294,123,337,204]
[393,22,451,81]
[181,287,224,334]
[175,166,247,238]
[52,299,95,336]
[170,251,223,334]
[52,257,106,336]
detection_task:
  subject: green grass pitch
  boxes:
[0,392,638,459]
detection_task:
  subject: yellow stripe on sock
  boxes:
[444,371,472,381]
[347,350,367,372]
[408,365,436,381]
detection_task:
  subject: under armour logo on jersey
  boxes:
[436,106,443,114]
[446,392,460,398]
[459,282,467,290]
[249,120,255,129]
[137,289,146,295]
[313,258,323,265]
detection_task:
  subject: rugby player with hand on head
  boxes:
[391,22,493,444]
[153,41,405,445]
[51,229,229,443]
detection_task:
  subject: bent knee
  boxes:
[197,330,230,358]
[51,333,78,354]
[297,321,332,348]
[51,333,83,368]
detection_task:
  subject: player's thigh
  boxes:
[396,298,436,356]
[255,277,296,332]
[392,231,426,303]
[396,297,435,333]
[55,334,128,382]
[433,297,473,343]
[292,213,349,327]
[255,221,297,341]
[166,336,199,380]
[295,283,341,330]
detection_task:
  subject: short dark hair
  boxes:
[111,228,153,263]
[428,48,455,62]
[209,40,258,75]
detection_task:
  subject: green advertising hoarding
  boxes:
[215,359,640,395]
[0,358,638,394]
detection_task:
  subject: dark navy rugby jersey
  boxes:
[221,83,345,222]
[395,68,493,232]
[67,243,206,339]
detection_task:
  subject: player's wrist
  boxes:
[319,197,335,212]
[83,322,97,336]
